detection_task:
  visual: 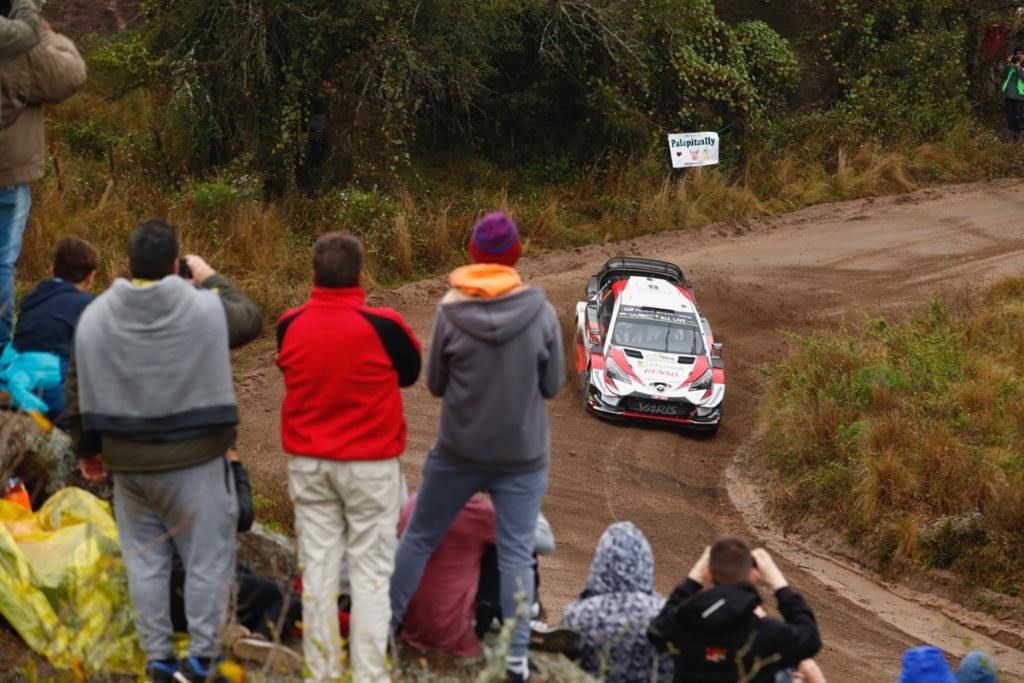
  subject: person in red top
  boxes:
[277,232,421,683]
[398,493,497,657]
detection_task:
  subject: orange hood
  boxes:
[448,264,523,299]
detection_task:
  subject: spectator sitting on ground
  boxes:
[169,449,302,672]
[475,510,555,638]
[561,521,673,682]
[67,219,262,683]
[897,645,956,683]
[397,492,497,657]
[0,6,86,348]
[0,236,97,426]
[390,211,564,683]
[957,650,999,683]
[277,232,421,683]
[649,537,822,683]
[898,646,1000,683]
[397,493,564,658]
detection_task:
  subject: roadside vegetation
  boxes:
[759,279,1024,597]
[23,0,1024,318]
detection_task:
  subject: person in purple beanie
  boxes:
[390,212,564,682]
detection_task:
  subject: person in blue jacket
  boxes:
[0,236,97,424]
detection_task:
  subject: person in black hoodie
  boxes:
[4,236,97,423]
[648,536,822,683]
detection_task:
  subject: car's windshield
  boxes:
[612,319,705,355]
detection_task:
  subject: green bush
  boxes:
[136,0,796,187]
[733,20,800,114]
[86,30,156,97]
[51,117,123,159]
[806,0,974,142]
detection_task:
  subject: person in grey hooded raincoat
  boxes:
[562,522,674,682]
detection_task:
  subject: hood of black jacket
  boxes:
[676,583,763,630]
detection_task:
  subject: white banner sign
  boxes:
[667,132,720,169]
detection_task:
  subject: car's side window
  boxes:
[598,288,615,338]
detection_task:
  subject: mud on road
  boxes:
[238,180,1024,682]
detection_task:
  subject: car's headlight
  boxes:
[605,358,631,385]
[690,368,713,392]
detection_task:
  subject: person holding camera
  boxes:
[648,536,822,683]
[66,219,262,683]
[1003,49,1024,142]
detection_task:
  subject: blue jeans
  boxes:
[390,448,548,659]
[0,184,30,347]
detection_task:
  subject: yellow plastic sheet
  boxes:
[0,487,144,675]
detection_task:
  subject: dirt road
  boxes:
[237,180,1024,681]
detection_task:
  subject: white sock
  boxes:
[507,655,529,677]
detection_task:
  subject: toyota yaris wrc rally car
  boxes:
[574,257,725,432]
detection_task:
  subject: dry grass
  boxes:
[16,90,1013,329]
[760,282,1024,594]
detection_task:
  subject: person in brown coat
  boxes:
[0,15,86,347]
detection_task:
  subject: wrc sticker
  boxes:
[705,647,728,663]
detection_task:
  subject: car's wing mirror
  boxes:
[585,276,599,298]
[711,342,724,369]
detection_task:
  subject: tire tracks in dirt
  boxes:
[238,179,1024,682]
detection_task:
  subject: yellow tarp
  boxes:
[0,487,144,675]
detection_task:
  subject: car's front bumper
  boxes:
[584,381,723,429]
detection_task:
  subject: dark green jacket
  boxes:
[1004,65,1024,100]
[66,273,262,472]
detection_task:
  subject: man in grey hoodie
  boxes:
[68,219,262,683]
[390,212,563,682]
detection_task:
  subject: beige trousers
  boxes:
[288,455,401,683]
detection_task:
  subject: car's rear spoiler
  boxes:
[586,257,687,297]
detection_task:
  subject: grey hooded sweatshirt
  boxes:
[426,286,564,473]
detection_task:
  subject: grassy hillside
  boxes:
[16,0,1023,319]
[759,280,1024,596]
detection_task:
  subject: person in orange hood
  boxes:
[390,212,563,683]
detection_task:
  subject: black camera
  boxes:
[178,258,192,280]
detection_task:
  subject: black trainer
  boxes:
[173,656,227,683]
[145,658,178,683]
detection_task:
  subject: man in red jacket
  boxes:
[277,232,421,683]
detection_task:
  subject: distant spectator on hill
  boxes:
[66,219,262,683]
[0,0,41,58]
[649,537,822,683]
[561,522,673,682]
[1005,48,1024,142]
[390,212,564,683]
[277,231,421,683]
[0,236,97,425]
[0,9,86,347]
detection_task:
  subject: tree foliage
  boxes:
[138,0,798,189]
[806,0,975,142]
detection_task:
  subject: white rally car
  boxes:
[573,257,725,433]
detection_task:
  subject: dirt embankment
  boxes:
[238,180,1024,682]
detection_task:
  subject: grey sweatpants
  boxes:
[113,455,238,660]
